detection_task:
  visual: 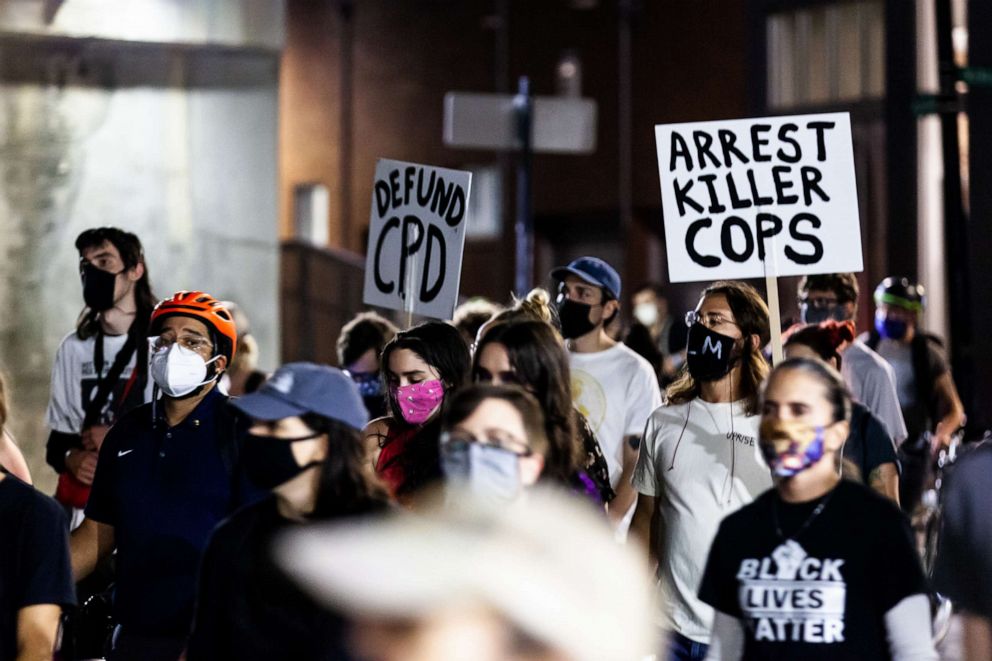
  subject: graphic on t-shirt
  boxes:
[571,369,607,434]
[736,540,847,645]
[80,357,133,426]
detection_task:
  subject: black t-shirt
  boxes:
[699,480,927,660]
[933,443,992,618]
[0,475,76,661]
[845,402,898,482]
[186,497,353,661]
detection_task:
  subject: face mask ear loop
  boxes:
[722,368,737,504]
[667,405,691,471]
[151,382,161,429]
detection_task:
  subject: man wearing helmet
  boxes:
[69,292,256,661]
[863,277,966,513]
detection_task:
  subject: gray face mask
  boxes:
[440,441,522,504]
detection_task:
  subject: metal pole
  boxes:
[934,0,973,418]
[618,0,634,265]
[514,76,533,297]
[338,0,355,250]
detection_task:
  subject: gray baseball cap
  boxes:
[231,362,369,431]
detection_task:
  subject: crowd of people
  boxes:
[0,226,988,661]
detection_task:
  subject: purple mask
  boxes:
[392,379,445,425]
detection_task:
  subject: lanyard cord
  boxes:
[772,488,835,541]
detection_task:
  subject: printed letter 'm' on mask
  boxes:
[686,323,740,382]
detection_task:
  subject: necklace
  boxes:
[771,488,835,541]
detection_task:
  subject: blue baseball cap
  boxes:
[231,362,369,431]
[551,256,622,300]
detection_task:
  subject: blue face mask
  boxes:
[875,313,908,341]
[440,441,522,504]
[348,372,383,398]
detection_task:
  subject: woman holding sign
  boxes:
[698,358,936,660]
[363,321,471,505]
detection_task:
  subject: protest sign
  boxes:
[655,112,862,284]
[363,159,472,320]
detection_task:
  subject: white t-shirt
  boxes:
[569,343,662,487]
[46,331,138,434]
[633,398,772,644]
[841,340,908,445]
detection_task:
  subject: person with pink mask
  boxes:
[363,322,471,505]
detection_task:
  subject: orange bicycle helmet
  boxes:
[150,291,237,363]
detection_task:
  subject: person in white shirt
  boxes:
[630,280,773,661]
[551,256,662,527]
[796,273,907,447]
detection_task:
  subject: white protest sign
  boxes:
[655,112,862,283]
[363,159,472,320]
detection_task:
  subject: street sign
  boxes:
[444,92,597,154]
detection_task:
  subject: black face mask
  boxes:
[556,297,597,339]
[243,431,323,491]
[800,304,845,325]
[686,322,742,382]
[80,262,120,312]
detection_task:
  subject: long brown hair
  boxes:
[305,414,390,520]
[473,321,583,483]
[666,280,770,415]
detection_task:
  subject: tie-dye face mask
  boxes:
[759,418,829,477]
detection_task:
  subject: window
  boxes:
[293,183,329,245]
[767,1,885,109]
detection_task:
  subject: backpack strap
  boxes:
[82,331,138,429]
[865,329,881,352]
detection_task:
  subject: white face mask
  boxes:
[441,442,522,505]
[150,344,220,398]
[634,302,659,327]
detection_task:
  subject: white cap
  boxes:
[275,487,657,661]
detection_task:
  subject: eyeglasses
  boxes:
[798,296,840,309]
[685,310,738,330]
[149,334,213,354]
[440,430,533,457]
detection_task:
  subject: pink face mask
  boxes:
[392,379,446,425]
